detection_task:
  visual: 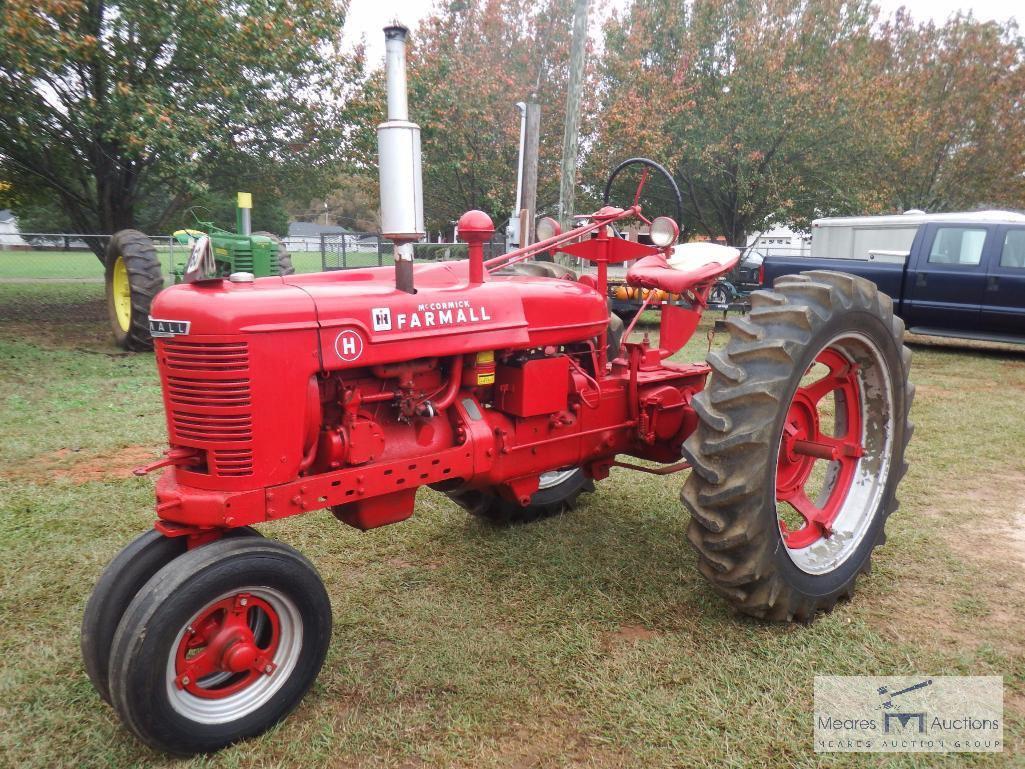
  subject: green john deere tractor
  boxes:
[104,193,294,350]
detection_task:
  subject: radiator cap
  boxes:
[229,271,255,283]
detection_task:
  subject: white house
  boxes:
[0,209,27,248]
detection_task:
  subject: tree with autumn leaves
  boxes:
[870,10,1025,213]
[588,0,1025,245]
[2,0,1023,247]
[405,0,585,236]
[375,0,1024,245]
[0,0,360,254]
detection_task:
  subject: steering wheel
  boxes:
[602,158,683,233]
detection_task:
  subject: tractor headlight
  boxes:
[535,217,561,242]
[649,216,679,247]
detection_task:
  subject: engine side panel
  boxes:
[308,275,609,369]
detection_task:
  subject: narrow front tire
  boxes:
[81,527,262,704]
[107,537,331,755]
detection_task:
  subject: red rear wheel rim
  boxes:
[776,346,865,550]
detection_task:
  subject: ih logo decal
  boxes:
[371,307,392,331]
[334,329,364,362]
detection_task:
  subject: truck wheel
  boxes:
[682,271,913,621]
[105,229,164,350]
[81,527,262,704]
[254,231,295,276]
[108,537,331,755]
[613,308,640,325]
[448,468,594,525]
[709,281,735,307]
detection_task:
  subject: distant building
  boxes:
[0,209,26,248]
[747,226,810,256]
[285,221,353,251]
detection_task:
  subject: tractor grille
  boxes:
[233,246,254,273]
[161,340,254,476]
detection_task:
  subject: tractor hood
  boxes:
[148,261,609,369]
[149,277,318,336]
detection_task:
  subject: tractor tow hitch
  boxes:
[133,447,201,476]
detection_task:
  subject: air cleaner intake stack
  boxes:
[378,24,424,294]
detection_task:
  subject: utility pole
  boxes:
[521,101,541,248]
[558,0,590,230]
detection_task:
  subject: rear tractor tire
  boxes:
[448,468,594,525]
[254,231,295,276]
[105,229,164,350]
[682,271,913,621]
[107,537,331,755]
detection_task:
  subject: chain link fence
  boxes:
[0,232,178,282]
[0,229,511,325]
[0,230,511,279]
[319,232,507,271]
[0,232,172,325]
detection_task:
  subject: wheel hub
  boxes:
[174,592,280,699]
[222,638,259,673]
[777,394,819,492]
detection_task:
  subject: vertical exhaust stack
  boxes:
[377,24,424,294]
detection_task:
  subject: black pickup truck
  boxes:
[761,217,1025,343]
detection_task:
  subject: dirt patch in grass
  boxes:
[477,714,626,769]
[57,445,160,483]
[999,498,1025,564]
[0,444,160,484]
[951,472,1025,568]
[604,624,659,646]
[870,470,1025,667]
[0,320,119,352]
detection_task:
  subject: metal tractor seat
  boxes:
[626,242,740,294]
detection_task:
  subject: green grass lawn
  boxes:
[0,284,1022,768]
[0,248,333,280]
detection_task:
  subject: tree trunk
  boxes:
[81,148,139,262]
[726,229,747,248]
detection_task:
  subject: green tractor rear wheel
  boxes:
[254,231,295,276]
[105,230,164,350]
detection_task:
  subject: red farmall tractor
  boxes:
[81,26,913,755]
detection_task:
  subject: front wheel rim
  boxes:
[165,586,303,724]
[774,332,895,575]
